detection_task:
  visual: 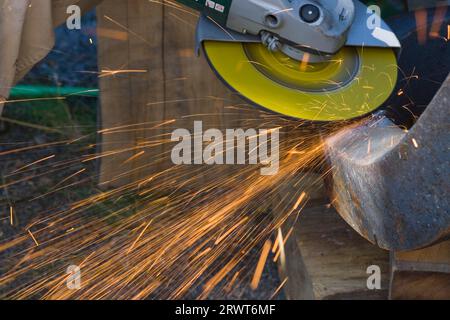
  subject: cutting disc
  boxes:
[203,41,398,121]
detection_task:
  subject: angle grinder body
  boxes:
[176,0,401,121]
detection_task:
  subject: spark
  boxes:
[276,228,286,268]
[251,240,272,290]
[3,97,65,104]
[0,141,70,156]
[127,220,153,254]
[0,117,64,134]
[293,192,307,210]
[412,138,419,149]
[12,155,56,174]
[0,120,333,299]
[149,0,200,18]
[206,16,235,41]
[66,89,99,97]
[122,151,146,165]
[270,8,294,15]
[270,277,288,299]
[214,217,249,245]
[0,4,352,297]
[9,206,14,226]
[99,69,148,78]
[224,271,240,293]
[299,53,310,72]
[103,15,151,44]
[27,230,39,247]
[53,168,86,188]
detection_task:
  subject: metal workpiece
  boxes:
[325,75,450,251]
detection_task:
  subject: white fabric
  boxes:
[0,0,100,114]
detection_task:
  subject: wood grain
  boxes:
[390,240,450,299]
[275,174,389,300]
[97,0,257,187]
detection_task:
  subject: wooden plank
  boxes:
[97,0,259,188]
[97,0,165,187]
[395,240,450,266]
[278,229,315,300]
[294,203,389,299]
[275,173,324,300]
[161,2,235,185]
[277,174,390,300]
[390,240,450,299]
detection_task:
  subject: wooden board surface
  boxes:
[293,203,389,299]
[390,240,450,299]
[96,0,254,187]
[97,0,165,186]
[276,174,390,300]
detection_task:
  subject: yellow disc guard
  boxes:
[203,41,398,121]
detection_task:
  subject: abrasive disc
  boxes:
[203,41,398,121]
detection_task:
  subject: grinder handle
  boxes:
[175,0,233,25]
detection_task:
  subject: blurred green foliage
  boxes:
[2,96,97,138]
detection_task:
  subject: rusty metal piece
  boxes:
[325,75,450,251]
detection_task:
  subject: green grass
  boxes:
[2,97,97,137]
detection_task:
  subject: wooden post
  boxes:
[96,0,248,187]
[97,0,164,187]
